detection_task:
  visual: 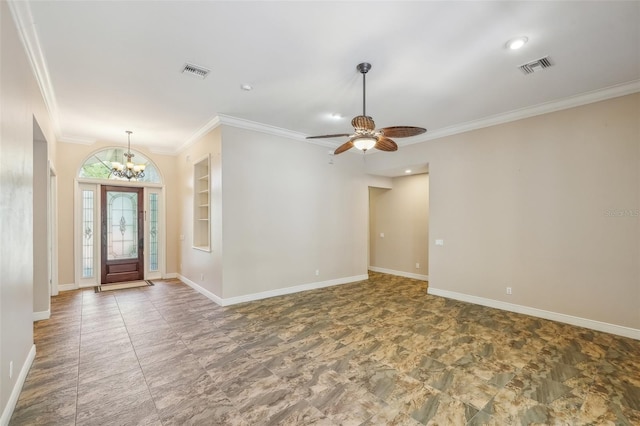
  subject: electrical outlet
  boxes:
[415,263,420,269]
[200,273,204,281]
[9,361,13,379]
[315,270,319,276]
[506,287,512,295]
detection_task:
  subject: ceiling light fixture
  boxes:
[307,62,426,155]
[240,84,253,91]
[405,169,412,174]
[111,131,146,180]
[506,36,528,50]
[353,136,377,151]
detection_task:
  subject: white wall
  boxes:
[0,0,57,421]
[365,94,640,334]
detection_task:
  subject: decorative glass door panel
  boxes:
[82,189,95,278]
[101,186,144,283]
[108,192,138,260]
[149,192,159,272]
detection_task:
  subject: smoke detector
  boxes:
[181,63,211,79]
[518,56,553,75]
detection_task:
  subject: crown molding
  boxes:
[8,0,62,140]
[149,145,182,155]
[217,114,308,142]
[175,80,639,156]
[10,0,637,158]
[175,115,222,154]
[218,114,337,149]
[408,79,640,145]
[57,136,96,145]
[174,113,336,155]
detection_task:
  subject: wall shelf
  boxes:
[193,155,211,251]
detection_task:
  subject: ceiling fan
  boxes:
[307,62,427,155]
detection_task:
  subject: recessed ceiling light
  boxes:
[405,169,412,174]
[506,36,528,50]
[329,113,343,120]
[240,84,253,91]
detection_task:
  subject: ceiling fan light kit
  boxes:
[307,62,426,155]
[353,136,377,151]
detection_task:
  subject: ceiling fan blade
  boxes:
[306,133,352,139]
[380,126,427,138]
[334,140,355,155]
[375,136,398,152]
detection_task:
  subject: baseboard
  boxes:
[32,309,50,322]
[0,344,36,426]
[428,287,640,340]
[369,266,428,281]
[79,284,95,289]
[178,274,369,307]
[164,272,178,279]
[57,283,77,292]
[178,275,225,305]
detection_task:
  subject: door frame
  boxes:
[74,179,165,288]
[101,185,144,284]
[145,187,164,281]
[49,162,58,296]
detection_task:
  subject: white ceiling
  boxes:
[14,1,640,154]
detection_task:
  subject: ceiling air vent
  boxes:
[181,63,210,79]
[518,56,553,75]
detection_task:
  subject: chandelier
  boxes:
[111,131,146,180]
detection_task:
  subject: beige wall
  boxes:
[369,173,429,277]
[1,0,57,419]
[220,126,370,298]
[176,127,223,297]
[33,127,49,314]
[177,125,373,300]
[365,94,640,330]
[56,141,180,286]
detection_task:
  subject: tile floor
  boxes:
[10,272,640,425]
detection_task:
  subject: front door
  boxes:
[101,186,144,283]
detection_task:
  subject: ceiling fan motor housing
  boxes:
[352,115,375,131]
[306,61,426,155]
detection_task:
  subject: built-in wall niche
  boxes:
[193,154,210,251]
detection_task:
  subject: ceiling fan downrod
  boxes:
[305,61,425,155]
[357,62,371,117]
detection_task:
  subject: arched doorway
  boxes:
[75,147,165,286]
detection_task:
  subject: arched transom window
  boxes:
[78,147,162,183]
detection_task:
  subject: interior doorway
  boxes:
[368,173,430,281]
[33,118,51,318]
[49,164,58,296]
[101,186,144,284]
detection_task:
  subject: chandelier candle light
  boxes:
[111,131,146,180]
